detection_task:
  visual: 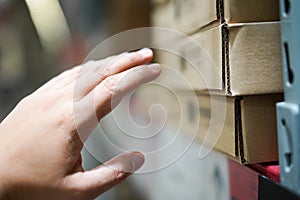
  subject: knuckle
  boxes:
[85,60,96,66]
[88,59,96,64]
[112,168,129,185]
[103,55,114,64]
[103,76,120,95]
[136,65,150,76]
[127,52,140,63]
[81,60,97,73]
[129,52,142,62]
[98,67,111,79]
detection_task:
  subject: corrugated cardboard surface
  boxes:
[240,95,282,163]
[139,88,282,163]
[197,94,236,157]
[151,0,217,34]
[154,26,223,91]
[151,0,279,34]
[154,50,208,91]
[195,93,282,164]
[226,22,283,96]
[201,22,283,96]
[151,1,177,31]
[154,22,283,96]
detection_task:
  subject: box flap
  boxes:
[224,0,279,23]
[239,94,283,163]
[151,0,219,34]
[185,22,283,96]
[197,94,236,157]
[183,26,223,90]
[225,22,283,96]
[151,0,279,34]
[175,0,218,33]
[196,93,282,164]
[155,26,223,91]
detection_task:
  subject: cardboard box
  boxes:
[138,86,282,163]
[222,22,283,96]
[197,93,283,164]
[154,22,283,96]
[154,49,222,91]
[152,0,217,33]
[151,0,279,34]
[153,26,223,91]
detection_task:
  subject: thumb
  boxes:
[63,152,145,199]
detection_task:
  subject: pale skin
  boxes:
[0,48,160,200]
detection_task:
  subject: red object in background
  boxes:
[229,160,300,200]
[248,162,280,183]
[229,160,259,200]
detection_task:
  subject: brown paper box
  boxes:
[224,22,283,96]
[155,22,283,96]
[196,93,282,164]
[154,48,222,91]
[153,26,223,91]
[151,0,279,34]
[161,91,282,164]
[138,87,282,164]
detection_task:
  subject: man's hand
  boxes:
[0,48,160,200]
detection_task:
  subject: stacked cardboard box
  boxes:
[150,0,283,163]
[152,0,279,34]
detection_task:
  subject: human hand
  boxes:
[0,48,160,200]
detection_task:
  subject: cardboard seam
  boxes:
[234,98,239,157]
[216,0,220,21]
[221,24,226,90]
[222,24,231,95]
[235,97,247,164]
[218,0,225,23]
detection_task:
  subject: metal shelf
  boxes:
[276,0,300,195]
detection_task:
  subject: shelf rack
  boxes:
[276,0,300,195]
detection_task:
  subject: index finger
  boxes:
[74,63,161,142]
[73,48,154,101]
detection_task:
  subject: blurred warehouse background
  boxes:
[0,0,151,120]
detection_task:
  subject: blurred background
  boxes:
[0,1,229,199]
[0,0,151,120]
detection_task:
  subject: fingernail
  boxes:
[137,48,153,57]
[149,63,161,73]
[131,152,145,172]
